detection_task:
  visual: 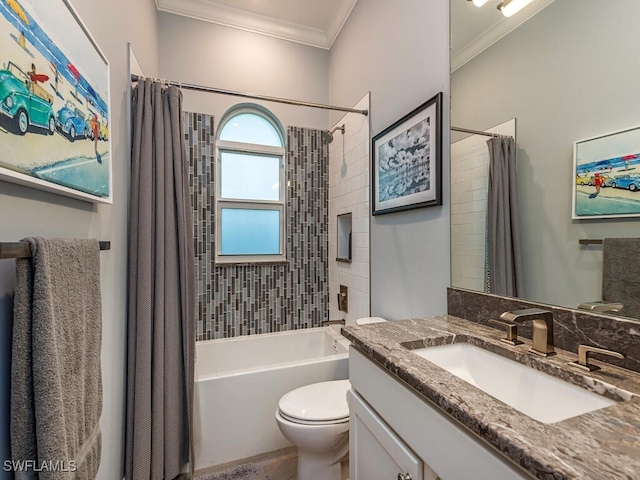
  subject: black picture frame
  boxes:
[372,92,442,215]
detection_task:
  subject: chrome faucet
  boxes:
[500,308,555,357]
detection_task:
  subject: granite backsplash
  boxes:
[447,287,640,373]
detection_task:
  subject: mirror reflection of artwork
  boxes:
[451,0,640,316]
[0,0,111,203]
[573,126,640,219]
[373,92,442,215]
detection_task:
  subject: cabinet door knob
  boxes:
[397,474,412,480]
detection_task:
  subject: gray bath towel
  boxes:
[602,237,640,319]
[195,464,269,480]
[11,238,103,479]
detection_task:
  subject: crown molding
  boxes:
[324,0,359,49]
[452,0,555,72]
[157,0,358,50]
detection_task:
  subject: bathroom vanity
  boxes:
[348,347,527,479]
[342,316,640,480]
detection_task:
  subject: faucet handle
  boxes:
[489,319,524,346]
[569,345,625,372]
[577,301,624,313]
[500,308,553,322]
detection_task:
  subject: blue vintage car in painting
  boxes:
[610,173,640,191]
[56,100,87,140]
[0,61,55,135]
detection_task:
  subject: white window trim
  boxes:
[215,201,285,264]
[215,118,286,265]
[217,140,284,156]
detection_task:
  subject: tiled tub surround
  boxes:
[341,317,640,479]
[328,93,371,323]
[448,287,640,373]
[186,112,329,340]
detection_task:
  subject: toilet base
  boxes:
[296,434,348,480]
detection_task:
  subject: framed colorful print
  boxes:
[573,125,640,219]
[0,0,112,203]
[372,92,442,215]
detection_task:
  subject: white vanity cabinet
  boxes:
[348,347,531,480]
[349,389,439,480]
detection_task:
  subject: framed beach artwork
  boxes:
[0,0,111,203]
[573,125,640,219]
[372,92,442,215]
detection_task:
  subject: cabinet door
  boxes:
[348,390,440,480]
[350,348,529,480]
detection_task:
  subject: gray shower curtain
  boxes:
[486,136,522,297]
[126,78,195,479]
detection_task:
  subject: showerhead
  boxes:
[322,124,345,144]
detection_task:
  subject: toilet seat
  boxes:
[277,410,349,426]
[278,380,350,425]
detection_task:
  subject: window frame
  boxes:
[215,108,286,264]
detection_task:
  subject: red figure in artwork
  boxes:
[91,113,101,163]
[589,172,603,199]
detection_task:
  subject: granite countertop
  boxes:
[341,315,640,480]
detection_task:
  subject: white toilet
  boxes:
[275,317,387,480]
[275,380,351,480]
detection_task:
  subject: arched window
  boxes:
[215,104,286,263]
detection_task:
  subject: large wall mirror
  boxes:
[450,0,640,319]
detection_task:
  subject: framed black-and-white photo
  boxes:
[372,92,442,215]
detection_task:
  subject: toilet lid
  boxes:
[278,380,350,424]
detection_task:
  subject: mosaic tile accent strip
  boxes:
[185,112,328,340]
[185,112,215,342]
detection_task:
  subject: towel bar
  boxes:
[579,239,603,245]
[0,241,110,259]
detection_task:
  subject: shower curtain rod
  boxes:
[131,74,368,116]
[451,126,510,138]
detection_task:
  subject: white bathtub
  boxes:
[194,326,350,470]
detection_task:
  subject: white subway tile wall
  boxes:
[450,119,516,292]
[328,94,371,323]
[450,137,490,291]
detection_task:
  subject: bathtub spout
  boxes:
[322,320,345,326]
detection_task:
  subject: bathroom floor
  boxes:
[194,447,297,480]
[193,448,349,480]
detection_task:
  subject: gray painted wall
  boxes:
[0,0,158,477]
[0,0,453,474]
[451,0,640,310]
[328,0,451,320]
[157,12,330,130]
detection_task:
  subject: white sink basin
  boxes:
[412,343,616,424]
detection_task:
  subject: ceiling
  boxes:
[451,0,555,71]
[156,0,554,58]
[155,0,359,49]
